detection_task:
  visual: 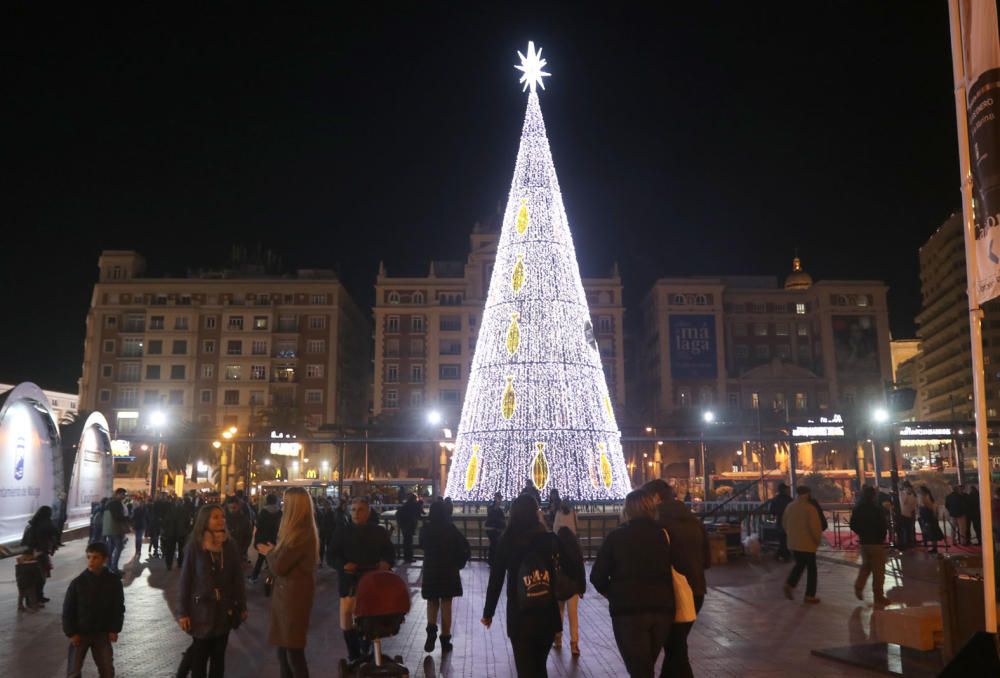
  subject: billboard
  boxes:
[832,315,879,374]
[669,315,718,379]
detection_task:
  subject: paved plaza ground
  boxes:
[0,536,952,677]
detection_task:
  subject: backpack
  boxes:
[517,534,556,610]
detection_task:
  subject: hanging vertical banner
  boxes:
[959,0,1000,301]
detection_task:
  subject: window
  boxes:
[751,392,760,409]
[228,316,244,331]
[797,323,809,337]
[123,314,145,332]
[275,341,296,358]
[733,322,747,337]
[200,390,212,404]
[172,340,187,355]
[253,316,269,330]
[597,316,613,332]
[105,315,117,328]
[225,365,242,381]
[728,393,739,408]
[306,364,324,378]
[387,364,399,383]
[409,339,424,356]
[598,338,614,356]
[273,366,295,382]
[776,344,791,359]
[227,340,242,355]
[469,314,477,327]
[753,345,770,360]
[149,316,165,330]
[440,315,461,331]
[439,340,461,355]
[310,294,328,305]
[104,340,116,354]
[410,364,424,383]
[773,392,786,410]
[143,390,160,405]
[386,390,398,408]
[99,389,111,403]
[775,322,789,336]
[251,340,267,355]
[672,294,686,305]
[168,390,183,405]
[385,338,400,357]
[174,317,189,330]
[306,340,325,353]
[695,294,707,305]
[386,316,399,333]
[250,365,267,381]
[277,315,297,332]
[305,390,323,404]
[410,390,424,407]
[388,291,400,304]
[147,340,163,355]
[753,323,769,337]
[145,365,161,380]
[250,391,265,406]
[224,390,240,406]
[101,364,113,378]
[179,295,192,306]
[733,345,749,359]
[795,303,806,315]
[795,392,808,410]
[202,364,215,379]
[413,292,425,304]
[439,364,461,380]
[857,295,869,307]
[120,363,140,382]
[308,316,326,330]
[117,387,138,408]
[204,316,217,329]
[411,316,425,332]
[170,365,186,380]
[439,292,463,306]
[441,390,460,404]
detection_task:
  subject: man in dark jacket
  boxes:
[225,496,253,564]
[250,493,282,582]
[769,484,793,561]
[327,497,395,663]
[396,493,424,563]
[485,492,507,566]
[946,486,967,545]
[102,489,129,575]
[964,486,982,545]
[850,485,889,605]
[63,542,125,677]
[162,497,194,571]
[644,479,709,678]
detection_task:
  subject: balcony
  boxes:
[274,349,298,359]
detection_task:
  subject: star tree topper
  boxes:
[515,41,551,93]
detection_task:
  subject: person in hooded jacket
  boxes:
[419,500,471,653]
[591,490,674,678]
[644,480,709,678]
[24,505,60,603]
[396,494,424,564]
[250,493,282,583]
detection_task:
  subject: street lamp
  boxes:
[427,410,443,426]
[701,410,715,501]
[871,405,901,544]
[220,428,237,495]
[149,410,167,494]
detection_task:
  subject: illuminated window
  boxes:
[225,365,242,381]
[250,365,267,381]
[253,316,269,330]
[795,303,806,315]
[795,392,808,410]
[751,392,760,409]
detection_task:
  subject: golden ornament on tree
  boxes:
[465,444,481,491]
[598,443,613,488]
[501,376,517,420]
[511,254,525,293]
[531,441,549,490]
[604,395,613,418]
[516,199,529,235]
[506,312,521,355]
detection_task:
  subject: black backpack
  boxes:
[517,534,556,610]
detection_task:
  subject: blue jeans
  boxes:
[67,633,114,677]
[612,612,672,677]
[105,535,125,573]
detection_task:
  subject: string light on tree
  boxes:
[444,42,631,501]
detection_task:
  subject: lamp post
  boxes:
[426,410,447,497]
[872,406,901,545]
[701,410,715,501]
[221,427,237,496]
[149,410,167,494]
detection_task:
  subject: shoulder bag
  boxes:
[662,528,697,623]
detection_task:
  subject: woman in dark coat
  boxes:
[419,500,471,653]
[482,494,568,677]
[176,504,247,678]
[257,487,317,677]
[24,505,59,602]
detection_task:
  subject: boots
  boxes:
[424,624,438,652]
[440,635,453,652]
[343,629,362,661]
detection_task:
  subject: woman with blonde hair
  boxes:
[256,487,319,677]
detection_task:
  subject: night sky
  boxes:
[1,3,963,393]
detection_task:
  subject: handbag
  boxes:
[662,529,697,623]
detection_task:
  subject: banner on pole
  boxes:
[960,0,1000,301]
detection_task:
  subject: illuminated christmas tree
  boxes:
[445,42,631,501]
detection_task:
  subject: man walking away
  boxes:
[396,493,423,563]
[850,486,890,606]
[225,496,253,565]
[782,486,822,603]
[485,492,506,567]
[102,489,129,575]
[945,485,967,545]
[769,484,793,561]
[964,486,982,546]
[63,542,125,678]
[250,493,281,583]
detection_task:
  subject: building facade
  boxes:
[372,223,626,424]
[78,251,370,438]
[0,383,78,423]
[639,258,893,425]
[914,212,1000,421]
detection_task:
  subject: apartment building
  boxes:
[78,251,370,437]
[372,222,626,423]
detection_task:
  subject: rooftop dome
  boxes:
[784,256,813,290]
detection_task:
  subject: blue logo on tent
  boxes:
[14,437,25,481]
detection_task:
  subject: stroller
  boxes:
[339,569,411,677]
